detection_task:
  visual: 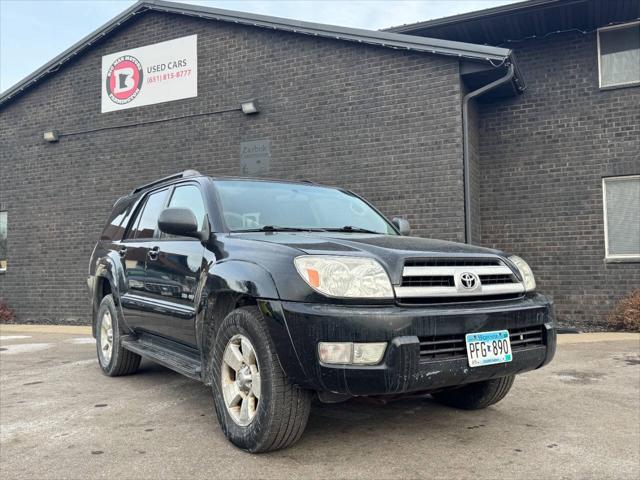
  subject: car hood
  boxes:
[232,232,506,282]
[234,231,503,255]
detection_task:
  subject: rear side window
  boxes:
[126,189,168,240]
[101,197,136,241]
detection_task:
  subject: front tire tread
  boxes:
[211,306,311,453]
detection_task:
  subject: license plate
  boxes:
[465,330,512,367]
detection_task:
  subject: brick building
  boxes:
[0,0,638,329]
[388,0,640,329]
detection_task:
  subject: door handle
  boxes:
[118,247,127,257]
[148,246,160,261]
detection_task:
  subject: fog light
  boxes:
[318,342,352,364]
[353,343,387,365]
[318,342,387,365]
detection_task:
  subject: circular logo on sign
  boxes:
[105,55,143,105]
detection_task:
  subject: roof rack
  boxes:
[131,169,201,194]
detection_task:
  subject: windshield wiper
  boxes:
[321,226,383,234]
[232,226,325,233]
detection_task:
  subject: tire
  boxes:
[431,375,515,410]
[95,294,141,376]
[210,306,312,453]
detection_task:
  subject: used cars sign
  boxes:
[101,35,197,113]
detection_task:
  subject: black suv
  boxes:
[88,170,556,452]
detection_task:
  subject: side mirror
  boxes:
[392,217,411,236]
[158,208,203,240]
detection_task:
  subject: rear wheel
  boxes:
[96,294,140,376]
[210,306,312,453]
[431,375,515,410]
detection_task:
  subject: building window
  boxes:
[598,21,640,89]
[0,211,6,272]
[603,176,640,260]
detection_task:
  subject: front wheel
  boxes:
[431,375,515,410]
[95,294,141,376]
[210,306,312,453]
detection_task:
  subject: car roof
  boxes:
[130,171,345,199]
[209,176,320,186]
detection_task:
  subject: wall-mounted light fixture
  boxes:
[43,130,60,142]
[241,99,259,115]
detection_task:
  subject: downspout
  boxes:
[462,62,515,244]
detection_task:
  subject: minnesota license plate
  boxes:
[465,330,512,367]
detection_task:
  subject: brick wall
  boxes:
[478,30,640,329]
[0,11,465,323]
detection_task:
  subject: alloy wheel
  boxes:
[99,311,114,365]
[221,334,261,426]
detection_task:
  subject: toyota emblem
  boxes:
[460,272,479,289]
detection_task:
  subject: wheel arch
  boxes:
[91,252,126,337]
[196,260,305,386]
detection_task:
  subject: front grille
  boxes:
[509,326,545,348]
[419,325,546,361]
[404,257,502,267]
[395,256,524,302]
[479,274,516,285]
[419,334,467,360]
[401,276,454,287]
[399,293,523,305]
[402,273,516,288]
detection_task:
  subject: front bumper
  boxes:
[263,294,556,396]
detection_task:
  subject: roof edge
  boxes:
[384,0,567,34]
[0,1,145,107]
[0,0,518,107]
[145,0,512,59]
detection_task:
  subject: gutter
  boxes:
[462,62,515,244]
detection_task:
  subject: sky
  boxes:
[0,0,520,93]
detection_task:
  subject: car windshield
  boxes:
[214,180,398,235]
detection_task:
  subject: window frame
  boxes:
[602,175,640,262]
[597,21,640,90]
[161,181,208,242]
[211,179,399,235]
[122,187,170,243]
[121,181,209,243]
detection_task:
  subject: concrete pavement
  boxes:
[1,325,639,479]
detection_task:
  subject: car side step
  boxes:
[121,334,202,381]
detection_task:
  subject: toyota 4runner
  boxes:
[88,170,556,452]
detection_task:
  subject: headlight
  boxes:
[509,255,536,292]
[294,255,393,298]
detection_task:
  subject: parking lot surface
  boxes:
[1,325,639,480]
